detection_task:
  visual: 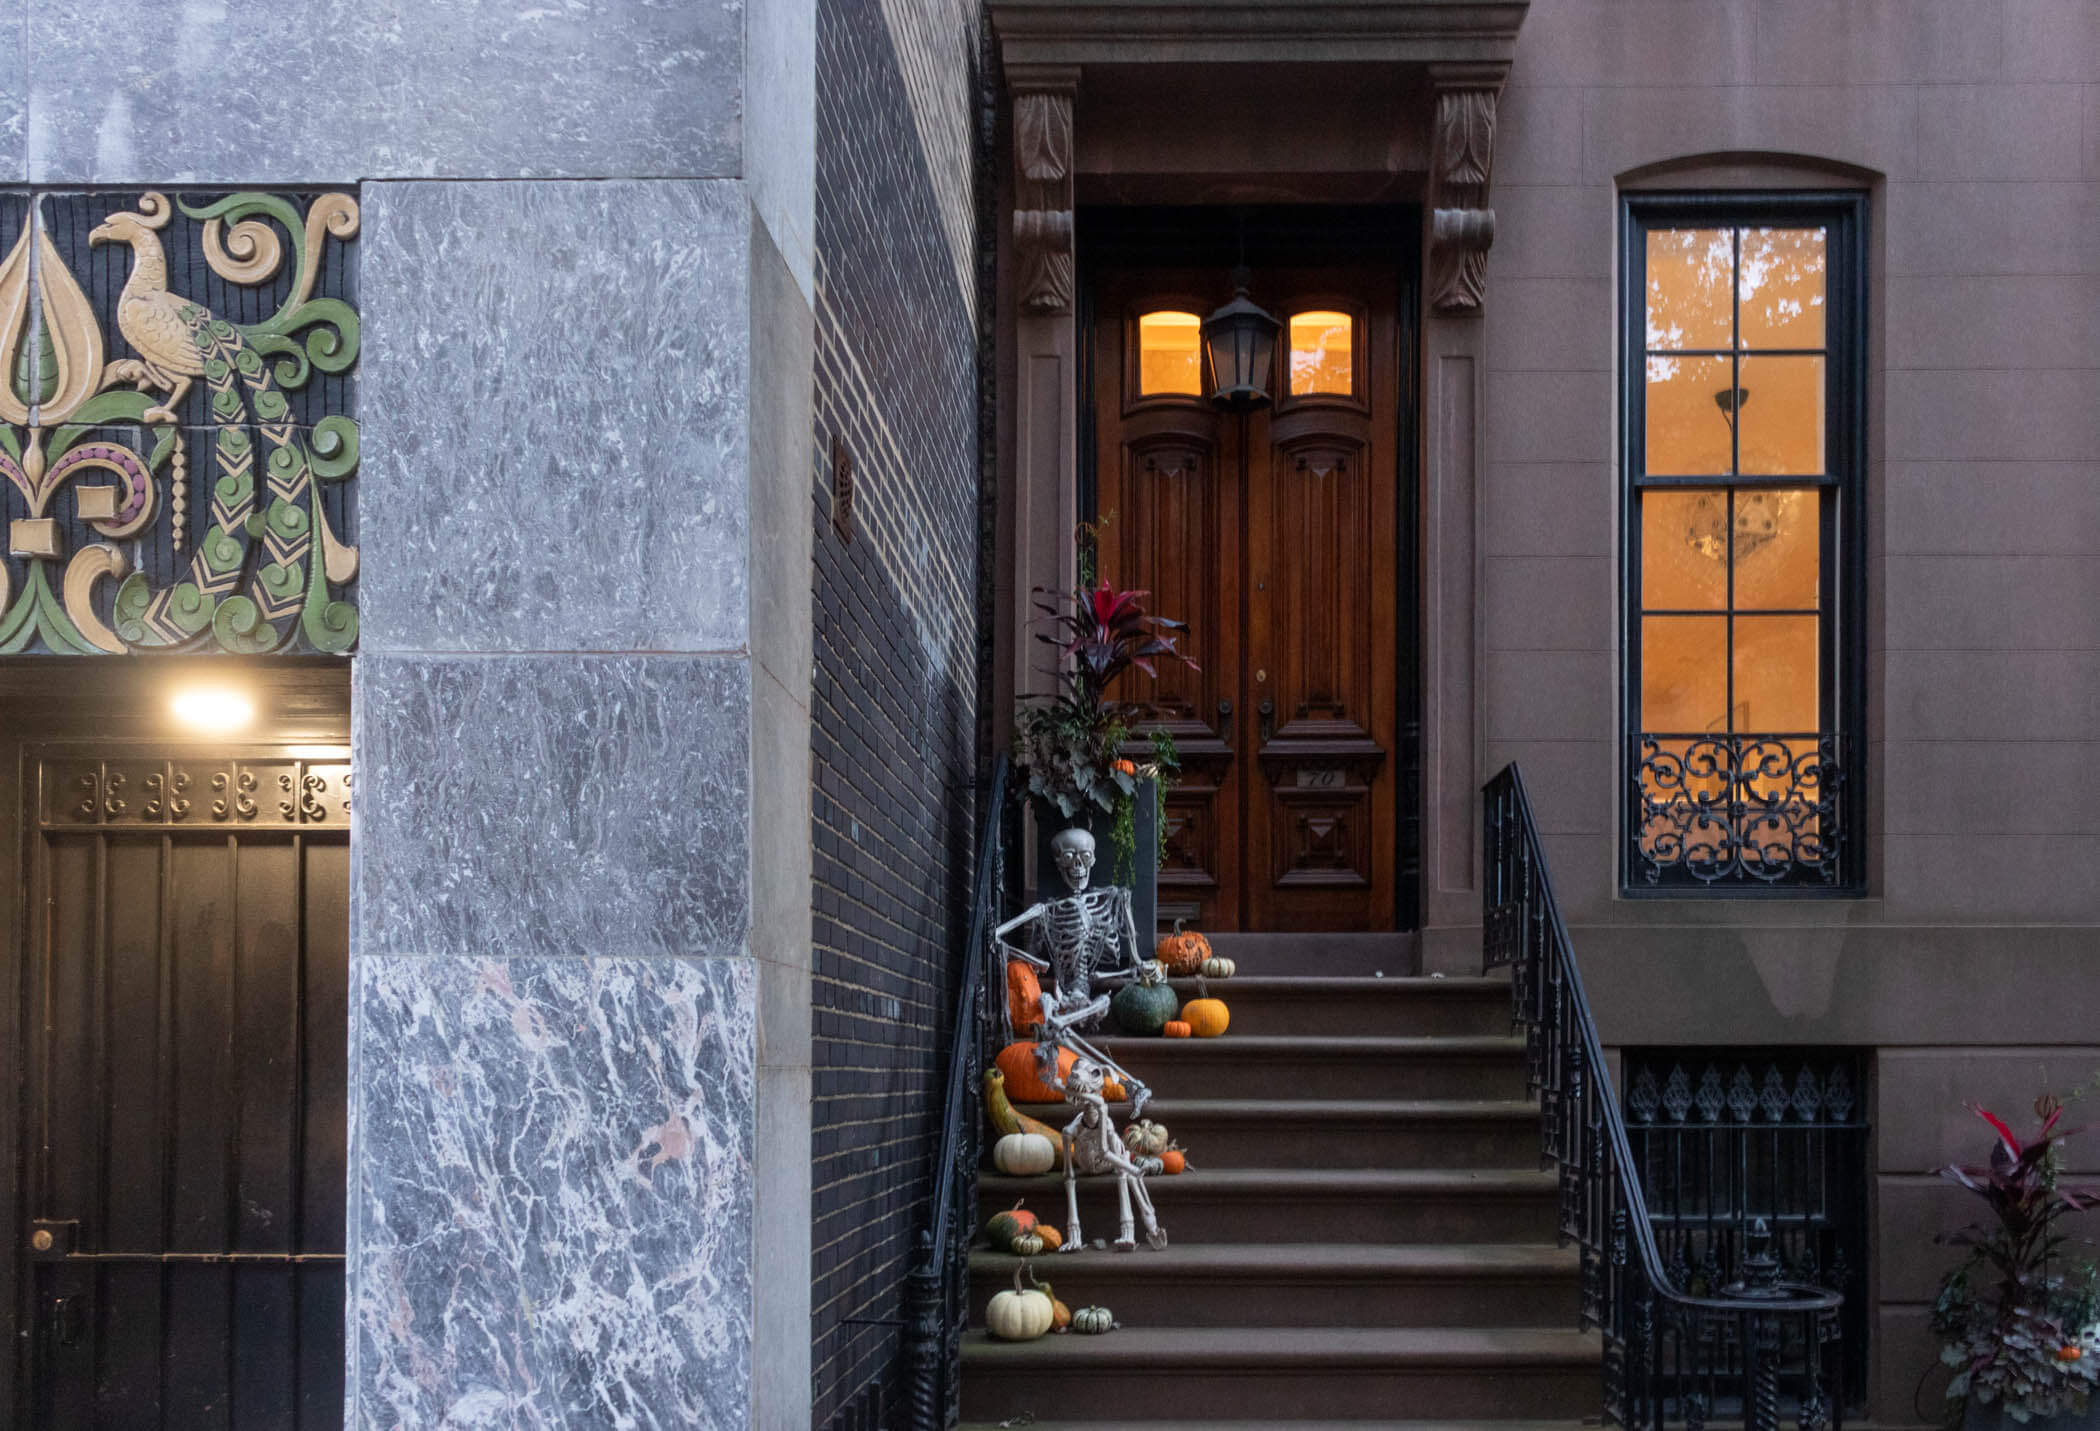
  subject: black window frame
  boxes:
[1620,191,1867,897]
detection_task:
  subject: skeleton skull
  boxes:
[1051,827,1096,894]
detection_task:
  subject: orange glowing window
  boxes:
[1626,201,1859,893]
[1136,311,1203,396]
[1288,311,1353,395]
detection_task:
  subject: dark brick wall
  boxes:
[809,0,981,1422]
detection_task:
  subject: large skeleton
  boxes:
[995,827,1150,1114]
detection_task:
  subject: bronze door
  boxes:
[19,746,349,1429]
[1093,264,1411,932]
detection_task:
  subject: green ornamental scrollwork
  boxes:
[0,187,359,656]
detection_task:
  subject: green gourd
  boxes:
[1071,1305,1115,1334]
[1110,960,1180,1036]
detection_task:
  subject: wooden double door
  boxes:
[1093,262,1415,932]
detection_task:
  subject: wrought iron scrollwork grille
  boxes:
[905,756,1007,1431]
[1631,732,1847,889]
[1486,764,1845,1431]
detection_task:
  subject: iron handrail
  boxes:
[905,754,1008,1430]
[1483,763,1844,1431]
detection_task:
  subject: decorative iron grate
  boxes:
[1630,732,1848,890]
[1625,1050,1870,1404]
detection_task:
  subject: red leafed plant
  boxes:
[1931,1090,2100,1423]
[1014,578,1196,845]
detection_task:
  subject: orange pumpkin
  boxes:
[1162,1020,1191,1038]
[1113,758,1138,776]
[1035,1225,1063,1252]
[1007,960,1045,1034]
[996,1042,1073,1103]
[1155,918,1213,977]
[1182,977,1229,1038]
[1160,1148,1186,1175]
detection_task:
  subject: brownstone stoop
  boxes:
[957,933,1600,1428]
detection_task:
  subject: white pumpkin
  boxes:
[985,1266,1055,1341]
[1201,955,1236,979]
[992,1131,1057,1176]
[1121,1118,1169,1157]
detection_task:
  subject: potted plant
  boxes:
[1932,1091,2100,1429]
[1013,578,1193,937]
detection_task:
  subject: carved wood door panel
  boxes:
[1093,264,1408,932]
[20,747,348,1428]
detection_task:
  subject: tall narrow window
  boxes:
[1624,195,1864,893]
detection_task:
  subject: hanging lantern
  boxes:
[1202,265,1280,411]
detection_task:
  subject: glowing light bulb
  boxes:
[171,686,255,732]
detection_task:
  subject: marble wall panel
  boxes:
[358,180,752,654]
[352,654,750,959]
[350,953,754,1429]
[22,0,740,184]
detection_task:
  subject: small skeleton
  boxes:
[1035,1046,1167,1254]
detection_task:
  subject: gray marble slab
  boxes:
[352,654,750,959]
[350,953,755,1429]
[23,0,740,184]
[358,179,752,654]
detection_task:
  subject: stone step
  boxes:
[1014,1095,1542,1169]
[1196,931,1419,977]
[969,1241,1580,1328]
[959,1325,1602,1422]
[1163,974,1514,1037]
[1082,1033,1531,1101]
[976,1167,1560,1245]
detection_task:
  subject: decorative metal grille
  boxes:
[1626,1050,1870,1405]
[1631,732,1848,889]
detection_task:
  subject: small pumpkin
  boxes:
[984,1200,1038,1251]
[1110,960,1180,1037]
[1050,1294,1073,1332]
[1162,1019,1191,1038]
[1160,1148,1186,1175]
[1008,1231,1045,1257]
[1134,1155,1164,1176]
[1200,955,1236,979]
[1034,1224,1063,1253]
[986,1266,1055,1341]
[1155,918,1213,977]
[1182,977,1230,1038]
[1006,959,1045,1033]
[996,1041,1074,1103]
[982,1070,1064,1162]
[1070,1305,1115,1335]
[992,1131,1057,1176]
[1121,1118,1169,1157]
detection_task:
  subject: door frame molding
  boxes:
[0,658,348,1423]
[987,11,1522,958]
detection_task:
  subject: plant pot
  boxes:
[1965,1398,2100,1431]
[1033,776,1157,946]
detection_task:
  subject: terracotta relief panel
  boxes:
[0,188,360,655]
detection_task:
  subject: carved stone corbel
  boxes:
[1011,66,1078,316]
[1426,65,1508,316]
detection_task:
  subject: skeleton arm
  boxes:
[994,902,1051,968]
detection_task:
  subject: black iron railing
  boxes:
[905,755,1008,1430]
[1485,764,1846,1431]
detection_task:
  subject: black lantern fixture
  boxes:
[1202,264,1281,410]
